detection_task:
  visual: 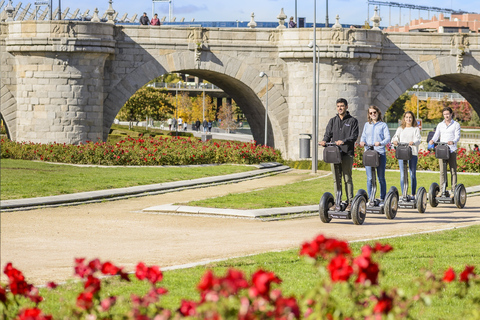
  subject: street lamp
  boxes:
[259,71,269,147]
[200,83,206,127]
[413,84,424,119]
[175,81,182,138]
[311,0,318,173]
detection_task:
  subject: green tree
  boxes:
[385,92,409,123]
[117,87,174,126]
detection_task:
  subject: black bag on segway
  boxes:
[363,149,380,167]
[435,144,450,160]
[396,145,412,161]
[323,145,341,164]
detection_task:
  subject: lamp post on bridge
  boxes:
[259,72,269,147]
[413,84,424,119]
[175,81,182,138]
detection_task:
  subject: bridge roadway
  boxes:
[1,169,479,286]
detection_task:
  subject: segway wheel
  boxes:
[388,186,399,198]
[351,195,366,225]
[384,191,398,220]
[319,192,334,223]
[356,189,369,202]
[454,184,467,209]
[416,187,427,213]
[429,183,440,207]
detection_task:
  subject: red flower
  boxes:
[0,287,7,303]
[76,291,94,310]
[221,269,249,296]
[373,292,393,314]
[101,261,120,275]
[273,296,300,319]
[373,243,393,253]
[16,308,52,320]
[179,300,197,316]
[46,282,57,289]
[84,275,101,293]
[353,253,379,285]
[459,265,475,283]
[145,265,163,285]
[443,267,456,282]
[100,296,117,312]
[249,269,281,299]
[135,262,148,281]
[328,255,353,282]
[197,270,218,292]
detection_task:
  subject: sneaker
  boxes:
[345,203,352,211]
[329,204,336,211]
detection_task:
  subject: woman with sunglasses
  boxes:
[391,111,422,199]
[360,106,391,201]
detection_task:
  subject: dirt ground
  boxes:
[1,170,480,286]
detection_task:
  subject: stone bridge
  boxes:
[1,21,480,159]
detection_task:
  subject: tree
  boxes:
[217,103,238,133]
[385,92,409,123]
[190,94,216,123]
[117,87,175,128]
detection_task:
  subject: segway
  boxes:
[396,143,427,213]
[428,142,467,208]
[361,145,399,219]
[319,143,367,225]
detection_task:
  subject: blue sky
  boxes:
[16,0,480,26]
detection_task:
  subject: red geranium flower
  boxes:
[179,300,197,316]
[443,267,456,282]
[76,291,94,310]
[249,269,281,299]
[459,265,475,283]
[17,308,52,320]
[328,255,353,282]
[373,292,393,314]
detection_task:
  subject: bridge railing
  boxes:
[147,82,222,90]
[406,91,466,101]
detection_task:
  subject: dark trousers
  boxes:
[331,154,354,204]
[439,151,457,192]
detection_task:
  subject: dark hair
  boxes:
[367,105,383,123]
[400,111,417,129]
[336,98,348,106]
[443,106,453,114]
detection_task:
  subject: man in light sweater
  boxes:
[429,106,461,194]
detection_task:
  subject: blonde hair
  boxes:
[400,111,417,129]
[366,105,383,124]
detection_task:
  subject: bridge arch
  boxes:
[373,55,480,117]
[0,83,16,140]
[103,51,288,151]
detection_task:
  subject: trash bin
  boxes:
[299,133,312,159]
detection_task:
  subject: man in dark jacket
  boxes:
[140,13,150,25]
[319,98,359,211]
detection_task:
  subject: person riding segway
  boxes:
[319,143,368,225]
[391,111,427,213]
[428,107,466,209]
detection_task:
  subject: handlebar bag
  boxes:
[323,145,341,164]
[363,149,380,168]
[396,145,412,161]
[435,144,450,160]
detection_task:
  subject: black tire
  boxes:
[319,192,334,223]
[384,191,398,220]
[429,183,440,207]
[454,184,467,209]
[351,195,366,225]
[389,186,399,198]
[356,189,369,202]
[416,187,427,213]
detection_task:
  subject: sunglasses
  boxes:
[369,111,377,115]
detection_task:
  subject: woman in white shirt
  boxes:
[391,111,422,198]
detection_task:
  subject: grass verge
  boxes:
[36,225,480,319]
[186,169,480,209]
[0,159,255,200]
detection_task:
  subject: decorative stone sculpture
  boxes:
[5,0,15,22]
[370,6,381,30]
[91,8,100,22]
[106,0,115,24]
[247,12,257,28]
[277,8,287,29]
[332,14,342,29]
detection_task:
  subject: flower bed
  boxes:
[0,136,282,166]
[353,145,480,173]
[1,234,478,319]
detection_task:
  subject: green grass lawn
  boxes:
[0,159,255,200]
[187,169,480,209]
[35,225,480,319]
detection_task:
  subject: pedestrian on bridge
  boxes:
[195,119,201,132]
[140,13,150,25]
[203,119,208,132]
[151,14,161,26]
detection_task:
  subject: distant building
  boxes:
[385,13,480,33]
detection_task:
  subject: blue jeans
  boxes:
[399,156,418,196]
[366,153,387,200]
